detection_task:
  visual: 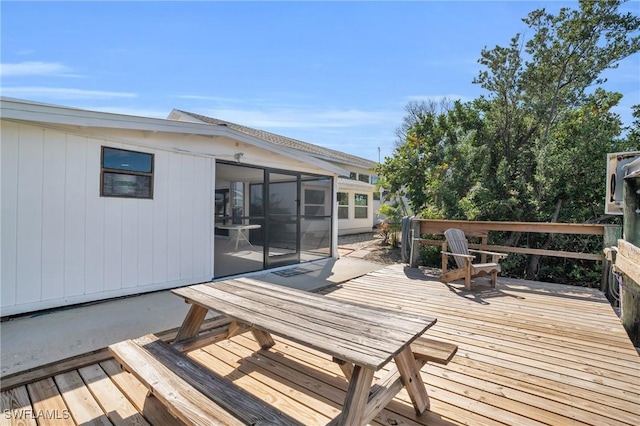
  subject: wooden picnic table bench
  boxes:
[109,277,457,426]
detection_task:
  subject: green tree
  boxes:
[625,105,640,148]
[377,0,640,282]
[376,100,484,218]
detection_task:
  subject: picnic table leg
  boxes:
[395,345,430,414]
[336,365,375,426]
[174,304,208,343]
[332,357,354,381]
[251,329,276,350]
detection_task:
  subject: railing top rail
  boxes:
[413,219,613,235]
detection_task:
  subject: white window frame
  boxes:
[354,193,368,219]
[337,192,349,219]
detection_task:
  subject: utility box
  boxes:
[605,151,640,215]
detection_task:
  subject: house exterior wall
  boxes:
[332,166,380,233]
[1,116,342,316]
[336,189,375,235]
[1,121,215,316]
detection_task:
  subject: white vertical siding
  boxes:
[137,200,154,287]
[41,130,66,301]
[103,198,123,291]
[152,151,169,284]
[180,155,195,277]
[166,153,182,282]
[16,126,43,305]
[64,134,87,297]
[1,122,214,316]
[1,121,20,307]
[121,200,138,288]
[84,140,105,295]
[192,156,209,278]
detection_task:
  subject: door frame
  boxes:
[214,160,333,277]
[264,169,301,268]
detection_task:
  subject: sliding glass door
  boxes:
[214,161,332,277]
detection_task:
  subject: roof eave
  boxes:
[174,109,374,172]
[1,98,348,176]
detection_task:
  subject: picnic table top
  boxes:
[172,277,437,370]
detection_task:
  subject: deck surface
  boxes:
[2,264,639,425]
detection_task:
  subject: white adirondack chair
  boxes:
[440,228,507,290]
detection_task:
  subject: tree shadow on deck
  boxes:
[398,264,608,305]
[496,278,609,304]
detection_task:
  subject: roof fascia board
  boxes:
[170,109,349,175]
[336,178,375,190]
[174,108,375,171]
[1,98,229,135]
[217,131,349,176]
[1,98,347,176]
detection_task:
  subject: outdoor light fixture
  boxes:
[234,152,244,163]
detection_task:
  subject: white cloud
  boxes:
[0,61,74,77]
[0,87,137,100]
[198,107,401,130]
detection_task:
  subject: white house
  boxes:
[168,110,382,235]
[0,98,361,316]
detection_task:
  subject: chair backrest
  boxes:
[444,228,470,269]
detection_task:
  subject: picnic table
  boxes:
[110,277,457,425]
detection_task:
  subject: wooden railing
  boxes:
[408,219,621,289]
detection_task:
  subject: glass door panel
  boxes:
[300,175,333,261]
[214,163,265,278]
[266,172,300,268]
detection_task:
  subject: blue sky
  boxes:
[2,1,639,163]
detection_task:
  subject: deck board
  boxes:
[2,264,639,425]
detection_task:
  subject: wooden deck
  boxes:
[2,264,639,425]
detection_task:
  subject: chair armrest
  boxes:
[441,251,475,259]
[468,249,508,258]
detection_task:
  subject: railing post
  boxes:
[401,216,412,263]
[480,235,488,264]
[410,219,421,268]
[602,225,622,293]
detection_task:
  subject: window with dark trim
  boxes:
[349,172,357,180]
[354,193,368,219]
[358,173,370,183]
[337,192,349,219]
[101,147,154,199]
